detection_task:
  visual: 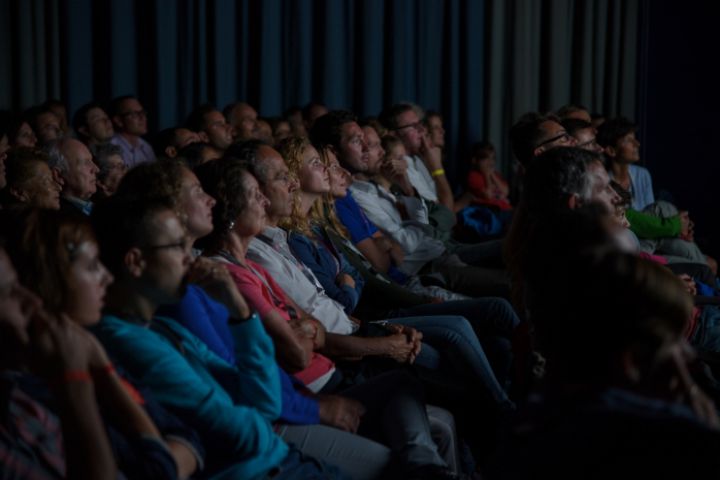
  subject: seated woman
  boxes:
[0,147,61,209]
[195,157,458,478]
[282,138,518,399]
[0,245,117,480]
[0,208,203,479]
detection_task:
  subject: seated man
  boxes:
[311,111,509,299]
[46,137,99,215]
[90,196,344,479]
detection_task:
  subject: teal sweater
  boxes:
[93,313,288,480]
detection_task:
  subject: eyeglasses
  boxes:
[393,121,424,132]
[535,132,571,149]
[143,237,192,253]
[120,110,147,119]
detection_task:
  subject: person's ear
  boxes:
[533,145,545,158]
[77,125,89,139]
[567,193,581,210]
[198,132,209,143]
[50,167,65,188]
[621,350,642,384]
[112,115,124,130]
[124,248,146,278]
[164,146,177,158]
[8,187,29,202]
[604,145,616,158]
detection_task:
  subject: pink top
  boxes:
[225,259,335,387]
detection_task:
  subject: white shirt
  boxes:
[246,226,357,335]
[405,155,438,202]
[349,180,446,276]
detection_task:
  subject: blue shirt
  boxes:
[334,192,408,285]
[288,230,365,314]
[158,285,319,426]
[93,313,288,480]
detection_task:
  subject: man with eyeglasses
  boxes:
[508,112,577,203]
[379,104,455,211]
[109,95,156,168]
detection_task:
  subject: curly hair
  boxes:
[194,157,253,252]
[113,158,188,224]
[275,136,314,236]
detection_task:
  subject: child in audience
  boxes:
[466,142,511,212]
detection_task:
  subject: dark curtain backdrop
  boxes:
[0,0,642,184]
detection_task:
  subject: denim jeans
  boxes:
[389,314,514,408]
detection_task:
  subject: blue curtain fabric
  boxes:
[0,0,642,183]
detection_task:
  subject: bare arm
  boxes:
[420,136,454,210]
[355,235,392,273]
[31,314,116,480]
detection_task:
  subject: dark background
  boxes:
[640,0,720,259]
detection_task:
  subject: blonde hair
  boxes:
[313,145,351,239]
[276,135,314,236]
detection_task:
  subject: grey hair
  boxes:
[91,143,124,180]
[44,138,70,175]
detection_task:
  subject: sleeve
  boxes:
[227,265,282,320]
[626,209,681,239]
[159,285,235,364]
[278,368,320,425]
[334,195,378,244]
[94,321,284,462]
[288,234,361,313]
[353,191,439,255]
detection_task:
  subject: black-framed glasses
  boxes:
[535,132,571,149]
[120,109,147,119]
[393,121,424,132]
[142,237,192,253]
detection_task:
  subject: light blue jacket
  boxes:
[94,313,288,480]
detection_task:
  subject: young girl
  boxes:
[466,142,511,211]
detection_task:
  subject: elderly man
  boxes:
[46,137,99,214]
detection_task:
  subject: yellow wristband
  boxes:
[430,168,445,177]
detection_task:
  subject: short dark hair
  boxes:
[72,101,106,137]
[555,103,589,120]
[114,158,187,217]
[91,195,172,276]
[509,112,561,167]
[309,110,357,151]
[523,147,594,216]
[185,104,217,132]
[108,95,138,118]
[561,118,593,137]
[596,117,636,148]
[176,142,215,170]
[378,103,415,131]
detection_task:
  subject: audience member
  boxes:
[185,104,234,151]
[91,143,127,199]
[109,95,156,167]
[73,102,114,147]
[46,138,99,215]
[1,147,61,209]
